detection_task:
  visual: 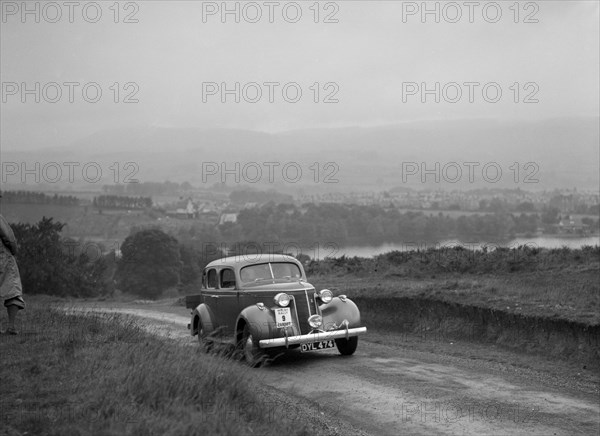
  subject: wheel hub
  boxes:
[245,334,254,359]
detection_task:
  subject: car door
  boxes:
[202,267,221,331]
[215,267,239,337]
[237,263,271,311]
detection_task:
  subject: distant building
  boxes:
[219,213,238,225]
[165,198,197,219]
[558,216,589,235]
[185,199,197,218]
[198,211,219,226]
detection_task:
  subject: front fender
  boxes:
[191,303,216,336]
[320,297,362,330]
[236,305,277,342]
[236,304,305,342]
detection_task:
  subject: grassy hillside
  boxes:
[0,301,311,435]
[1,203,85,225]
[1,203,162,241]
[308,246,600,325]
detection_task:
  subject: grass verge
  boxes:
[0,301,308,436]
[310,269,599,367]
[310,266,600,325]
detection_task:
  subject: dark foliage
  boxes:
[306,245,600,277]
[102,180,192,196]
[1,190,79,206]
[209,203,589,247]
[11,217,110,297]
[93,195,152,210]
[178,242,226,293]
[229,189,294,205]
[116,228,182,298]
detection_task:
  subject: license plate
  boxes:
[301,340,336,352]
[274,308,292,328]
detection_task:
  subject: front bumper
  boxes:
[258,327,367,348]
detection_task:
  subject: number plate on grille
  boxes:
[274,307,292,328]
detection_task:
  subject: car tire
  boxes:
[242,324,266,367]
[335,336,358,356]
[197,320,212,353]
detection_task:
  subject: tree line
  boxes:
[102,181,192,196]
[0,190,80,206]
[10,219,222,299]
[212,203,598,246]
[93,195,152,210]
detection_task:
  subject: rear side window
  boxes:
[220,269,236,289]
[207,269,217,289]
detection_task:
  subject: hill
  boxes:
[2,117,598,191]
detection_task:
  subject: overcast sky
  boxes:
[1,1,598,150]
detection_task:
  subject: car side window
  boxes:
[220,268,236,289]
[207,269,217,289]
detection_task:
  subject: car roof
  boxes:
[205,253,301,269]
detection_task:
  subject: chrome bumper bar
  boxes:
[259,327,367,348]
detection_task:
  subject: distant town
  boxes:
[2,184,598,243]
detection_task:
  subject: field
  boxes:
[1,204,85,226]
[310,268,599,325]
[0,203,208,247]
[1,203,160,243]
[304,247,600,366]
[0,301,311,436]
[307,246,600,325]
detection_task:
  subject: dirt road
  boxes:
[70,302,600,436]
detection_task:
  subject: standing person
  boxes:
[0,196,25,335]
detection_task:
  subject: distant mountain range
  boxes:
[2,117,598,192]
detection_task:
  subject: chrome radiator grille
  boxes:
[291,292,312,335]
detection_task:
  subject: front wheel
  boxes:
[241,324,266,367]
[335,336,358,356]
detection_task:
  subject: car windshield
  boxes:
[240,262,302,284]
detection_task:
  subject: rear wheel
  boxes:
[335,336,358,356]
[197,319,212,353]
[241,324,266,367]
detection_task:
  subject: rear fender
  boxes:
[191,303,216,337]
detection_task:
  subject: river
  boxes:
[319,236,600,259]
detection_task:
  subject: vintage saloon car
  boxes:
[185,254,366,366]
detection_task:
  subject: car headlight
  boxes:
[308,314,323,328]
[318,289,333,304]
[273,293,290,307]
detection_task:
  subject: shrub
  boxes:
[11,217,110,297]
[116,229,182,299]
